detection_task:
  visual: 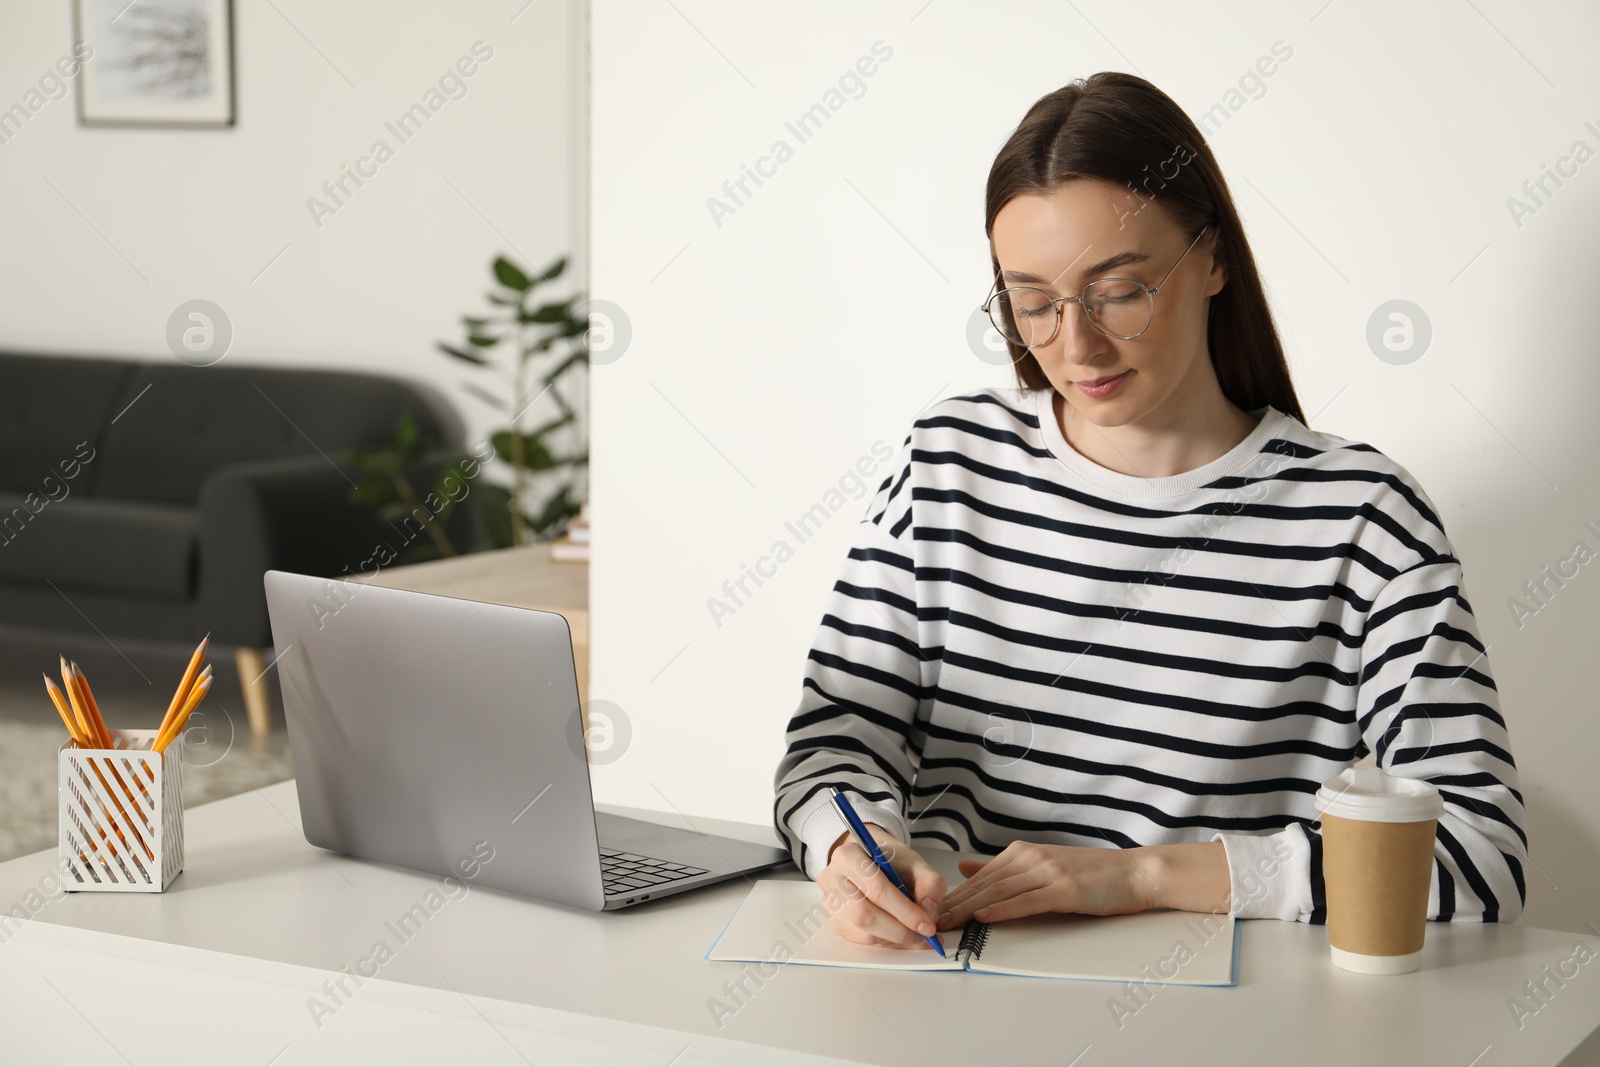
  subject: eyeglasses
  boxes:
[982,224,1210,347]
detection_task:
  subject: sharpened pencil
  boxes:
[63,661,107,748]
[70,661,113,749]
[59,656,102,749]
[86,756,152,860]
[44,674,86,746]
[72,662,156,813]
[155,674,211,753]
[157,633,209,742]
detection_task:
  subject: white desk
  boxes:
[2,781,1597,1067]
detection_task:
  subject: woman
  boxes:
[772,72,1527,949]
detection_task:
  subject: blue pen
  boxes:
[828,787,945,956]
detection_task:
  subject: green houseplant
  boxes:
[344,252,590,556]
[342,408,471,562]
[439,252,589,548]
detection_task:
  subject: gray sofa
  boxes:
[0,351,478,733]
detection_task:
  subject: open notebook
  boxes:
[706,877,1239,985]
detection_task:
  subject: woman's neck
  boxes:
[1054,379,1261,480]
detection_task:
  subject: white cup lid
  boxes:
[1314,766,1443,823]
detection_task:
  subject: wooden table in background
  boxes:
[348,545,589,708]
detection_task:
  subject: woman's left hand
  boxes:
[935,840,1156,929]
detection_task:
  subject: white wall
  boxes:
[590,0,1600,934]
[0,0,587,457]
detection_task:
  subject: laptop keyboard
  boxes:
[600,847,709,896]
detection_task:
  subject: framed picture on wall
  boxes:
[72,0,235,127]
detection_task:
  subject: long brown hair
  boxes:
[985,72,1305,425]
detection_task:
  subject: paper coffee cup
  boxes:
[1314,766,1442,975]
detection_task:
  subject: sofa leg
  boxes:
[236,646,273,739]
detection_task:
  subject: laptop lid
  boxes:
[263,569,609,911]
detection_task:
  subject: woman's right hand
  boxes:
[818,824,947,949]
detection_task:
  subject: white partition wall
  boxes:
[589,1,1600,935]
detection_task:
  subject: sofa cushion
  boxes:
[0,353,134,495]
[0,493,197,601]
[93,364,461,505]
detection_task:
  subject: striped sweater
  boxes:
[772,387,1528,924]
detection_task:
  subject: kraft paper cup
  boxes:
[1314,766,1442,975]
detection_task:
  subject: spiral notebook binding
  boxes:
[956,920,992,960]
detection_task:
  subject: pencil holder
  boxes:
[58,729,184,892]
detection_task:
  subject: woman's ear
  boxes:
[1205,233,1228,297]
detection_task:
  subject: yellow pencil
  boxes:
[59,656,103,749]
[157,634,209,741]
[157,671,211,744]
[44,675,86,746]
[141,661,211,772]
[67,663,111,749]
[60,724,150,860]
[62,660,107,749]
[72,661,156,814]
[155,675,211,753]
[48,679,131,860]
[153,678,209,753]
[86,756,151,860]
[70,661,114,749]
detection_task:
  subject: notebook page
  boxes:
[706,879,964,972]
[965,907,1238,985]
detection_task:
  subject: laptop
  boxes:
[262,569,790,911]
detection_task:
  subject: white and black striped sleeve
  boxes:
[772,438,925,880]
[1347,556,1527,922]
[1213,552,1530,924]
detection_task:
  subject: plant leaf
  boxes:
[394,409,419,451]
[521,437,555,470]
[493,257,532,292]
[489,430,516,464]
[526,482,579,539]
[471,483,515,549]
[460,380,507,412]
[348,480,388,505]
[490,429,556,470]
[438,341,490,366]
[524,411,576,439]
[540,350,586,385]
[520,301,572,325]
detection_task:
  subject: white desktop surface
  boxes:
[1,780,1596,1067]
